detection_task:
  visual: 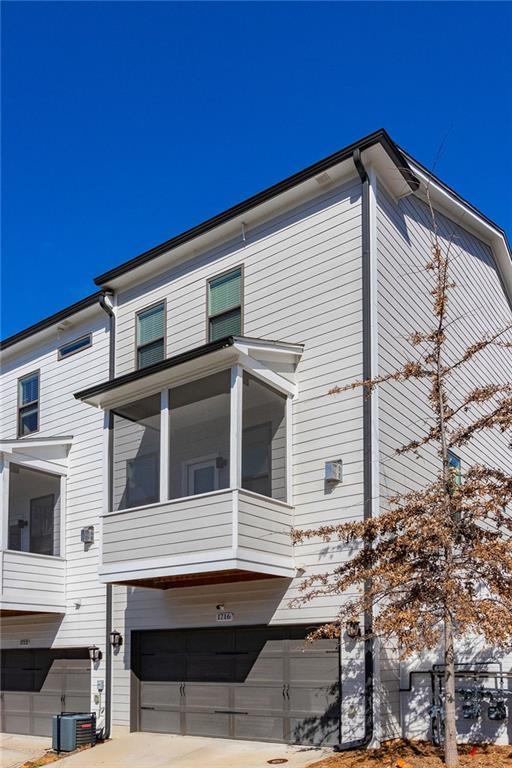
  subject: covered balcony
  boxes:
[75,336,302,589]
[0,441,69,615]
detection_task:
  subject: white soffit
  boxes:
[79,337,303,409]
[0,436,73,469]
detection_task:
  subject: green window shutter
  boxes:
[209,308,241,341]
[208,269,241,317]
[138,339,165,369]
[137,303,164,346]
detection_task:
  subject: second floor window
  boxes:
[18,371,39,436]
[448,450,462,486]
[208,267,242,341]
[136,302,165,369]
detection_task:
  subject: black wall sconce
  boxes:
[110,630,123,649]
[88,645,103,663]
[346,620,362,640]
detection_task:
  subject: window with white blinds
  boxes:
[208,267,242,342]
[136,302,165,369]
[18,371,40,436]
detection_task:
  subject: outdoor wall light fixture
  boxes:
[88,645,103,663]
[346,620,362,640]
[110,630,123,649]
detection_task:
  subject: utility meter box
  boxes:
[52,713,96,752]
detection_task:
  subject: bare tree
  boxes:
[292,198,512,767]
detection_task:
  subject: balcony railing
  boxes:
[99,488,295,588]
[0,549,66,615]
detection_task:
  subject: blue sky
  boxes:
[1,1,511,338]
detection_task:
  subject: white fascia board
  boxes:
[409,163,512,307]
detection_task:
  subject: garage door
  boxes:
[132,625,340,745]
[0,648,91,736]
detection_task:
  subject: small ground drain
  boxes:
[267,760,288,765]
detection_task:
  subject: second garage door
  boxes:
[0,648,91,737]
[132,625,340,745]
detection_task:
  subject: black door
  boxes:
[133,625,340,745]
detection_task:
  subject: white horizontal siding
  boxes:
[1,550,65,612]
[376,183,512,742]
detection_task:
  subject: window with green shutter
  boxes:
[136,302,165,369]
[208,267,242,341]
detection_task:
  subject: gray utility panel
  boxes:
[132,625,340,745]
[0,648,91,737]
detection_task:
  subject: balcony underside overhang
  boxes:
[108,569,285,590]
[74,336,303,409]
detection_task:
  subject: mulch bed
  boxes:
[307,739,512,768]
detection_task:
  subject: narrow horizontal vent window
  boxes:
[208,268,242,342]
[137,302,165,369]
[58,334,92,360]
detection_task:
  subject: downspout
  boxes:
[334,149,375,751]
[98,289,115,740]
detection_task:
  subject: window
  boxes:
[58,334,92,360]
[18,372,39,436]
[208,267,242,341]
[112,393,161,511]
[136,302,165,369]
[242,372,287,501]
[448,451,462,485]
[169,371,230,499]
[8,465,61,556]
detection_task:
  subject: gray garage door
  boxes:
[0,649,91,737]
[132,625,340,745]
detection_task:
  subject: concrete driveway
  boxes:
[0,733,52,768]
[56,732,328,767]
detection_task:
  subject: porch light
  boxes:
[110,630,123,649]
[346,620,362,640]
[88,645,102,663]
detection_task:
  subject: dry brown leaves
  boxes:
[307,740,512,768]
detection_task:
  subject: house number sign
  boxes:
[216,611,234,623]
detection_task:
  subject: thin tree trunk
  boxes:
[443,608,459,767]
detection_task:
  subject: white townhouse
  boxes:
[1,130,511,748]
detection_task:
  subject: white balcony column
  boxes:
[0,455,9,550]
[102,410,111,515]
[230,365,243,488]
[286,395,293,505]
[160,389,170,502]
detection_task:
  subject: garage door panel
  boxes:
[234,714,285,742]
[288,686,340,714]
[184,683,230,709]
[188,629,234,653]
[140,707,180,733]
[289,656,338,684]
[241,655,283,682]
[141,682,181,707]
[140,654,186,681]
[3,712,31,735]
[233,684,284,711]
[186,654,234,681]
[32,715,54,737]
[186,712,230,738]
[33,693,62,714]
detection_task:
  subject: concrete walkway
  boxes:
[0,733,52,768]
[55,732,328,767]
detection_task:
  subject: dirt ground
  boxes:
[307,740,512,768]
